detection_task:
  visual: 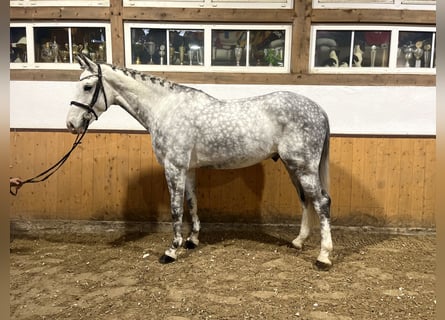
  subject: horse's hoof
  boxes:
[184,240,198,250]
[315,260,332,271]
[159,254,176,264]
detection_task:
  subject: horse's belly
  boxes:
[192,136,277,169]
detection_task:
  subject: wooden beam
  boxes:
[122,8,295,23]
[10,7,110,20]
[11,69,435,87]
[311,9,436,24]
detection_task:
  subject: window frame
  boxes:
[312,0,436,10]
[309,24,436,74]
[10,22,113,70]
[123,0,293,9]
[124,23,292,74]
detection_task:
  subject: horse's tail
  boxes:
[319,116,330,194]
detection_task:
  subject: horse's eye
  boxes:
[84,85,93,92]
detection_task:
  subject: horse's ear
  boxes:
[76,54,98,72]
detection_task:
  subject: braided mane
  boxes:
[105,64,185,91]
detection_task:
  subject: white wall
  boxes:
[10,81,436,135]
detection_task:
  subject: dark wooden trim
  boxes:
[10,69,436,86]
[311,9,436,24]
[121,8,295,23]
[110,0,124,67]
[10,7,111,20]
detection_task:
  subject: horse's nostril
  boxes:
[67,121,76,131]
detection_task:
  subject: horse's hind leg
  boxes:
[283,168,312,250]
[184,169,200,249]
[284,160,333,270]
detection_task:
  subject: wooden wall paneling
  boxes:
[362,138,379,219]
[373,137,391,220]
[9,131,436,227]
[142,135,170,220]
[91,132,109,219]
[65,132,83,217]
[53,132,72,219]
[350,137,366,219]
[396,138,415,224]
[10,131,32,216]
[331,137,353,223]
[409,139,426,224]
[382,138,401,223]
[41,131,59,216]
[276,161,300,220]
[262,159,296,222]
[117,134,131,218]
[77,133,95,219]
[103,133,121,218]
[126,133,143,217]
[423,140,436,226]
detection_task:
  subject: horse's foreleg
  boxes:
[160,163,187,264]
[184,169,200,249]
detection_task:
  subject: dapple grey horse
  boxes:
[66,55,333,270]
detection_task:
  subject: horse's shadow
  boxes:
[111,160,392,265]
[111,163,267,245]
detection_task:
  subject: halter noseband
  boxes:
[70,63,108,120]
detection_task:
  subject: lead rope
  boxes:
[10,126,89,196]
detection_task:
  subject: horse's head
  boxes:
[66,54,109,133]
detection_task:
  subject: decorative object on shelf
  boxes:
[264,48,279,66]
[81,41,90,56]
[381,44,388,67]
[234,45,242,66]
[403,45,413,67]
[145,41,156,64]
[413,40,424,68]
[72,44,81,56]
[188,44,202,66]
[169,43,175,65]
[51,38,59,63]
[323,48,339,67]
[353,44,363,67]
[98,43,105,62]
[423,42,431,67]
[159,44,166,65]
[370,45,377,67]
[179,45,185,65]
[60,43,69,62]
[11,36,27,63]
[40,42,54,62]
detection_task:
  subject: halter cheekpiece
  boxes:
[70,63,108,120]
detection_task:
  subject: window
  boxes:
[312,0,436,9]
[310,25,435,74]
[10,22,112,69]
[123,0,292,9]
[124,23,292,73]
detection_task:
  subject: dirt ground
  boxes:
[10,226,435,320]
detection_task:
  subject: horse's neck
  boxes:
[105,67,187,132]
